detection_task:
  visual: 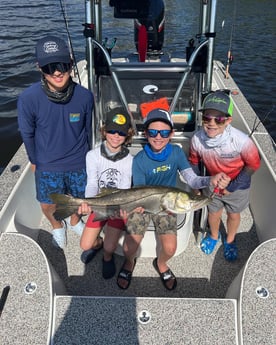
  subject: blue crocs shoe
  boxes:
[223,240,238,261]
[200,233,221,255]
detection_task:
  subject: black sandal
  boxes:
[117,259,137,290]
[153,257,177,291]
[80,238,103,264]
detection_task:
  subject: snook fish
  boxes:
[50,186,210,221]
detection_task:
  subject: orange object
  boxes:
[140,97,170,118]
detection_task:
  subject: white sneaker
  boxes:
[65,217,84,236]
[52,221,67,249]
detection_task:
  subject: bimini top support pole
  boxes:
[206,0,218,92]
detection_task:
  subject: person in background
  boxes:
[117,108,230,290]
[189,90,261,261]
[78,108,134,279]
[18,35,93,249]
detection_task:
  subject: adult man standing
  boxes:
[18,35,93,249]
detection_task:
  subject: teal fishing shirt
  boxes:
[132,144,190,187]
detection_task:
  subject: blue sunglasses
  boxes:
[147,129,172,138]
[106,130,127,137]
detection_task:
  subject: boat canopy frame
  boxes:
[84,0,218,144]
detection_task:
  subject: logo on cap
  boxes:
[201,91,233,117]
[205,95,227,106]
[113,114,127,125]
[43,41,60,54]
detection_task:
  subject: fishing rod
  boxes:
[249,105,276,138]
[225,0,237,79]
[59,0,81,84]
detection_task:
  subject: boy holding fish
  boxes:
[78,108,135,279]
[189,90,261,261]
[117,108,230,290]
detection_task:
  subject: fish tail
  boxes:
[53,209,73,221]
[50,193,78,221]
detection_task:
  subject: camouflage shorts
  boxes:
[126,212,177,236]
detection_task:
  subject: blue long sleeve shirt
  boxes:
[18,81,93,172]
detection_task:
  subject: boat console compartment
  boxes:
[97,71,197,134]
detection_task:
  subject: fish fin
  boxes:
[94,188,120,198]
[53,209,72,221]
[50,193,78,220]
[93,212,109,221]
[50,193,71,204]
[142,208,168,216]
[92,206,121,221]
[154,210,172,216]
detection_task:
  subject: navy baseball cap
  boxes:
[200,91,234,117]
[143,108,173,128]
[35,36,71,67]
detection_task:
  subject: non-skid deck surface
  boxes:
[240,239,276,345]
[0,233,52,345]
[38,206,259,299]
[53,296,237,345]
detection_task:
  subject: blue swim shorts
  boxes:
[35,169,87,204]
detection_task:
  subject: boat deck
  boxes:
[2,212,275,345]
[38,207,258,299]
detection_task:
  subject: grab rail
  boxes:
[91,39,134,130]
[110,63,190,74]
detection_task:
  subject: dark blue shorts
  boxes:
[35,169,87,204]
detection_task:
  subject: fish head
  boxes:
[161,191,210,213]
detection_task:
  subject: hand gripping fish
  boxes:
[50,186,211,221]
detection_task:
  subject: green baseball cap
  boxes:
[200,91,234,117]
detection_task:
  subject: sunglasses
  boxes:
[202,114,229,125]
[41,62,71,75]
[106,130,127,137]
[147,129,172,138]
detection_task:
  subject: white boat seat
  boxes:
[113,211,194,257]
